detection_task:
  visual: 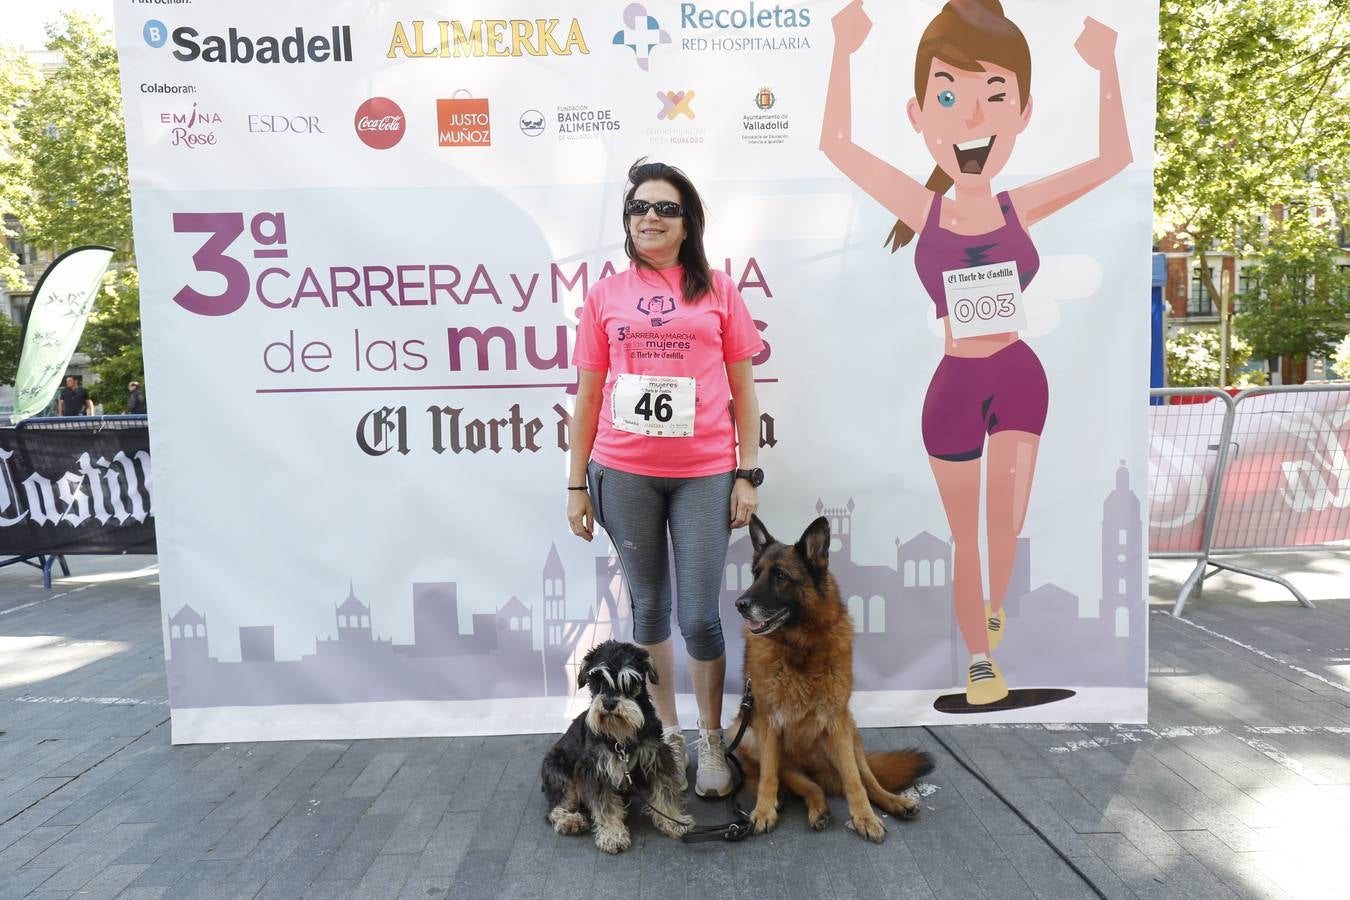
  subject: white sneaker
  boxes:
[663,729,688,792]
[694,723,733,798]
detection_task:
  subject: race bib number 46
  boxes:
[612,374,696,437]
[942,260,1028,339]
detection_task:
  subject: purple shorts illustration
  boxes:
[921,340,1048,461]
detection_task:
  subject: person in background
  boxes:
[58,375,93,417]
[127,380,147,414]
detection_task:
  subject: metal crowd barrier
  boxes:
[1149,384,1350,616]
[0,414,153,588]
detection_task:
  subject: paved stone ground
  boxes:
[2,550,1349,899]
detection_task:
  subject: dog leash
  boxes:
[635,678,755,843]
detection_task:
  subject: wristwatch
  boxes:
[734,467,764,487]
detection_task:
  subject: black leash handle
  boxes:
[611,679,760,844]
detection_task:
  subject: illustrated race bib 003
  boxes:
[942,260,1028,339]
[611,374,696,437]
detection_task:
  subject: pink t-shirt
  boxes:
[573,264,763,478]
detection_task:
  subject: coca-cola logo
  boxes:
[354,97,405,149]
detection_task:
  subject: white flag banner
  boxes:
[10,246,114,422]
[113,0,1158,743]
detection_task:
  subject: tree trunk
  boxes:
[1278,356,1308,385]
[1196,247,1227,385]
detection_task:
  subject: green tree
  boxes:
[0,315,21,385]
[1,12,139,395]
[0,44,39,290]
[1233,220,1350,372]
[1156,0,1350,316]
[1165,329,1264,388]
[1331,333,1350,380]
[2,12,129,255]
[80,267,143,412]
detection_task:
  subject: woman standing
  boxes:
[821,0,1132,704]
[567,159,765,795]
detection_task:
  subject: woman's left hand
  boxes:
[1074,17,1118,71]
[730,479,758,529]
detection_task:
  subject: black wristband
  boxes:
[567,485,589,491]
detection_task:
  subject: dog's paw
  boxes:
[807,807,831,831]
[876,791,921,820]
[549,807,589,836]
[655,811,695,839]
[845,811,887,843]
[749,804,779,835]
[593,827,631,854]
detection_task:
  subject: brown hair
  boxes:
[623,158,715,303]
[886,0,1032,251]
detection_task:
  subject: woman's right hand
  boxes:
[832,0,872,55]
[567,490,594,542]
[1074,17,1119,71]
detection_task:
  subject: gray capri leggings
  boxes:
[587,460,733,661]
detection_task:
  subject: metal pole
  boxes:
[1219,267,1232,387]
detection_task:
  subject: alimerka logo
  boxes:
[387,19,588,57]
[143,19,354,63]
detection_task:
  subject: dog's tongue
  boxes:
[747,618,765,631]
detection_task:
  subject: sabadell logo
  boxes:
[354,98,405,149]
[142,19,354,64]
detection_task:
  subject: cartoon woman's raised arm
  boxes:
[1008,17,1132,226]
[820,0,932,235]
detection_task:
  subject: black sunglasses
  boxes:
[624,198,684,218]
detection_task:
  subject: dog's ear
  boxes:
[634,647,659,686]
[748,514,775,558]
[795,516,831,575]
[577,644,598,690]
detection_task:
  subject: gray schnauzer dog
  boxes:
[541,640,694,853]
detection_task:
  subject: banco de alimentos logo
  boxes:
[612,3,670,71]
[143,19,354,63]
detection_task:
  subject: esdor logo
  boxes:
[354,98,405,149]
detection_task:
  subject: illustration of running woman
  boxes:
[820,0,1132,705]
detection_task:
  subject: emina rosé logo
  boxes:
[354,97,405,149]
[160,102,221,149]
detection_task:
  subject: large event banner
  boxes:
[114,0,1158,743]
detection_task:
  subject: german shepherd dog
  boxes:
[731,515,934,842]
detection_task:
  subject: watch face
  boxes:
[750,468,764,487]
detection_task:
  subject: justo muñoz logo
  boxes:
[354,97,405,149]
[436,97,491,147]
